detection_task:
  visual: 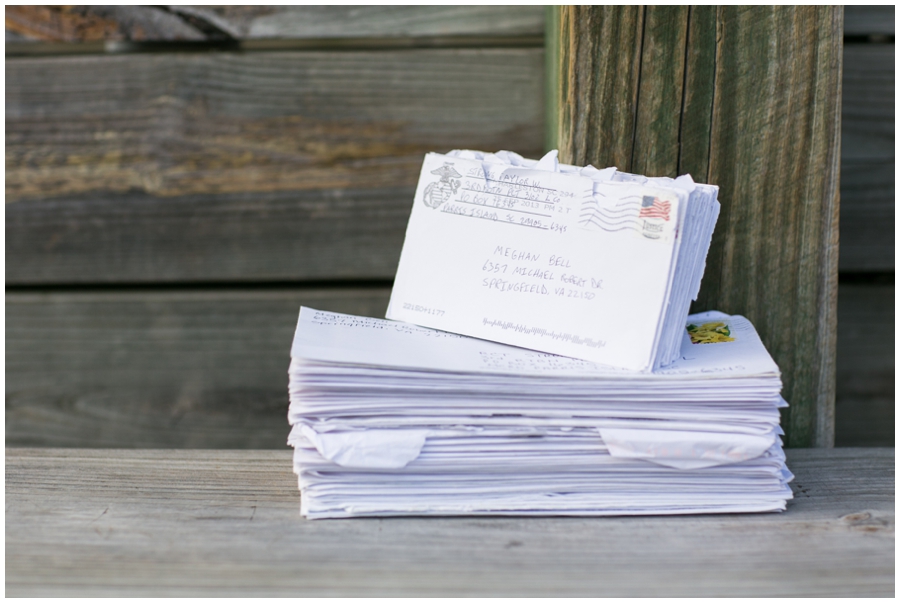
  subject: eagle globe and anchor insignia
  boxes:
[423,163,462,209]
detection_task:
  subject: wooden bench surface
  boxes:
[6,447,894,597]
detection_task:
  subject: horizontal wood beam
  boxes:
[6,48,543,284]
[5,6,545,43]
[7,284,890,449]
[835,283,895,446]
[6,288,390,448]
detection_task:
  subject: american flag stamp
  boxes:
[579,189,676,241]
[639,195,671,220]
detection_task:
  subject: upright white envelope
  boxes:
[387,151,689,371]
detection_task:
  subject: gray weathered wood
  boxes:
[5,447,894,597]
[5,6,890,44]
[5,6,545,42]
[6,28,891,285]
[844,5,895,36]
[5,158,892,285]
[840,161,894,271]
[551,7,843,447]
[842,44,894,163]
[835,283,895,447]
[838,43,894,273]
[6,288,390,448]
[543,6,559,152]
[6,49,543,203]
[700,7,842,448]
[214,6,545,40]
[631,6,690,177]
[7,285,893,450]
[6,187,415,284]
[5,48,542,284]
[678,6,717,181]
[5,5,204,42]
[3,5,892,454]
[554,6,643,172]
[837,42,893,272]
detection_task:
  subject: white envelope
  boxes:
[386,150,715,371]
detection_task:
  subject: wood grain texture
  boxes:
[216,6,546,40]
[677,6,717,181]
[835,283,895,447]
[6,23,890,285]
[6,5,203,42]
[7,285,893,450]
[631,6,689,177]
[838,42,894,272]
[6,187,414,284]
[556,6,644,172]
[5,447,894,597]
[697,7,843,448]
[6,49,543,203]
[843,5,895,36]
[840,161,894,272]
[5,48,542,284]
[5,6,545,42]
[842,44,894,163]
[544,6,560,152]
[6,288,390,448]
[553,7,844,447]
[554,5,716,179]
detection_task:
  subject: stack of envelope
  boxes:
[287,308,793,519]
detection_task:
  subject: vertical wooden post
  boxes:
[548,6,843,447]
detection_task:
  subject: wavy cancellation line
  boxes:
[580,205,639,217]
[578,216,642,232]
[579,208,641,221]
[583,197,643,207]
[577,213,643,227]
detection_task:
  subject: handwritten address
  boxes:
[435,166,580,234]
[480,245,603,301]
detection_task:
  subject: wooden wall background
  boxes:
[6,6,894,448]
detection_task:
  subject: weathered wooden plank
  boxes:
[553,5,717,180]
[6,5,204,42]
[6,6,891,44]
[549,16,890,274]
[5,447,894,597]
[553,14,892,272]
[5,48,543,284]
[677,6,717,181]
[631,6,689,177]
[6,187,414,284]
[835,283,895,447]
[6,49,543,203]
[842,44,894,163]
[838,43,894,272]
[844,6,895,36]
[840,161,894,272]
[217,6,546,41]
[5,6,545,42]
[555,6,643,172]
[6,161,891,286]
[544,7,559,152]
[701,7,843,448]
[6,285,891,449]
[553,7,843,447]
[8,38,890,285]
[6,288,391,448]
